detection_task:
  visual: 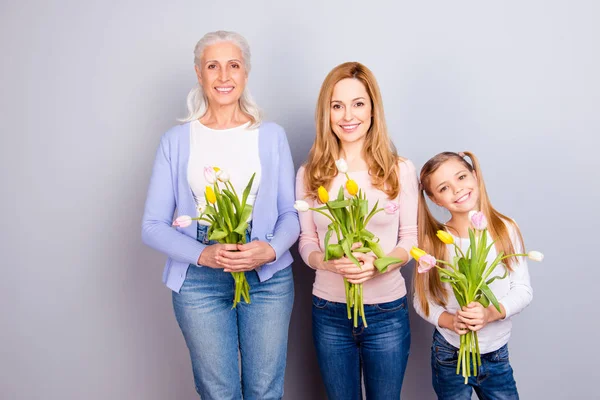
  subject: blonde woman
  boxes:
[296,62,418,399]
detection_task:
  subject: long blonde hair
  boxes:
[303,62,400,199]
[414,151,525,316]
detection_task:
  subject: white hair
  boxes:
[180,31,262,128]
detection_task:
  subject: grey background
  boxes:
[1,0,598,399]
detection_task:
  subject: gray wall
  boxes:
[1,1,598,399]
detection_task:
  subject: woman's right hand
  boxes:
[197,243,239,269]
[308,251,357,274]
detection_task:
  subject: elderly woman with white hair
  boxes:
[141,31,299,399]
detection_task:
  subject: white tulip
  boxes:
[217,170,230,183]
[528,251,544,262]
[335,159,348,173]
[294,200,310,212]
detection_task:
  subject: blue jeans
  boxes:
[312,295,411,400]
[172,224,294,399]
[431,330,519,400]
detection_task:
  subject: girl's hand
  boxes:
[339,252,379,284]
[457,302,491,332]
[439,311,469,335]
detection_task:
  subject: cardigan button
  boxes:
[265,233,274,240]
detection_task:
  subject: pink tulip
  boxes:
[384,201,399,214]
[203,166,217,184]
[172,215,193,228]
[469,210,488,231]
[418,254,437,273]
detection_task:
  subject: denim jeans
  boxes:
[171,224,294,399]
[312,295,411,400]
[431,330,519,400]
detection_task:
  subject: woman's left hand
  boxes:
[217,241,276,272]
[339,252,379,284]
[457,302,491,332]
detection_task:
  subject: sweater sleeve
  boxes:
[141,133,207,265]
[413,286,448,328]
[264,126,300,262]
[395,159,419,255]
[499,222,534,319]
[295,166,321,269]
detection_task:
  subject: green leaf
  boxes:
[222,189,241,214]
[208,229,228,240]
[365,238,385,258]
[323,229,333,261]
[363,200,381,226]
[486,269,509,285]
[337,185,344,201]
[241,172,256,209]
[352,247,371,253]
[374,257,403,273]
[326,244,344,260]
[358,199,368,218]
[233,222,248,236]
[327,199,351,209]
[341,239,361,268]
[233,205,253,233]
[359,229,375,239]
[479,282,502,313]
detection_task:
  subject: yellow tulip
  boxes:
[317,186,329,204]
[436,230,454,245]
[410,247,427,261]
[345,179,359,196]
[213,167,220,172]
[205,186,217,204]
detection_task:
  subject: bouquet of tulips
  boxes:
[295,159,402,327]
[173,166,256,308]
[410,211,544,383]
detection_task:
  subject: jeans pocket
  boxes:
[434,344,459,366]
[312,295,329,309]
[373,296,407,312]
[493,344,510,362]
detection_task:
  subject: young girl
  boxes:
[296,62,418,399]
[413,151,533,400]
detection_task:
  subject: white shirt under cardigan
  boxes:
[187,120,262,216]
[413,224,533,354]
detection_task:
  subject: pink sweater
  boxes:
[296,160,419,304]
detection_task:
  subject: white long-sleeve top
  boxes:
[413,224,533,354]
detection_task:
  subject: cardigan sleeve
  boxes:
[141,133,207,265]
[264,126,300,261]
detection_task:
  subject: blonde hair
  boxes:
[303,62,401,200]
[180,30,262,128]
[414,151,525,316]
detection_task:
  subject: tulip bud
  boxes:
[217,170,230,183]
[335,159,348,173]
[418,254,437,273]
[205,186,217,204]
[469,210,488,231]
[172,215,193,228]
[384,201,399,214]
[436,230,454,245]
[528,251,544,262]
[410,247,427,261]
[293,200,310,212]
[317,186,329,204]
[204,166,217,184]
[345,179,359,196]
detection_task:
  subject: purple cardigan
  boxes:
[141,121,299,292]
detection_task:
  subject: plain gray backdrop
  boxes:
[1,0,598,399]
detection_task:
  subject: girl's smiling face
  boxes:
[427,158,479,215]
